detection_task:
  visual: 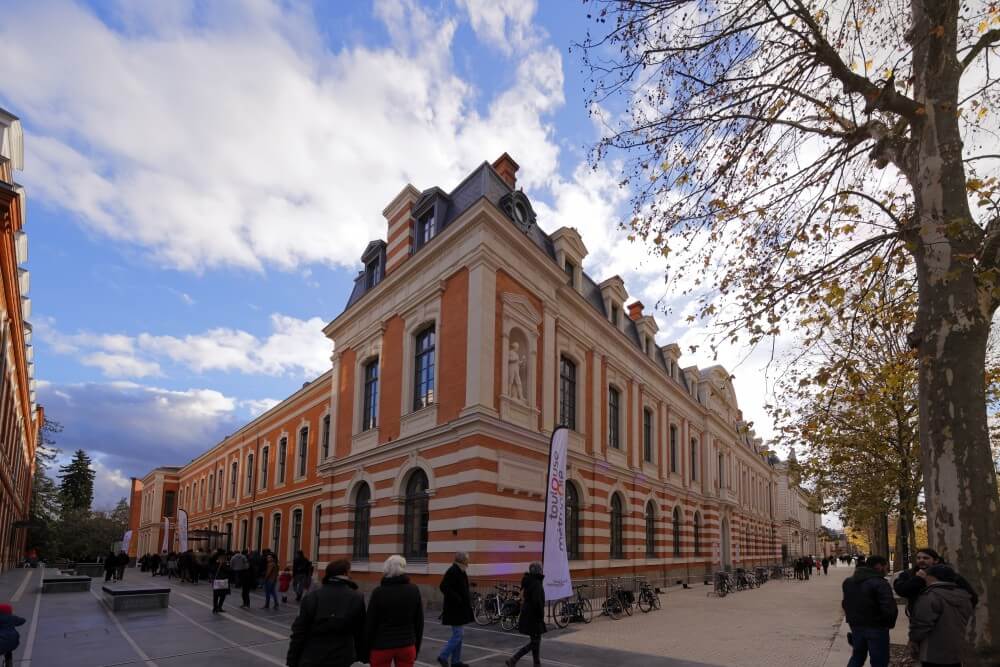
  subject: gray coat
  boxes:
[908,581,973,664]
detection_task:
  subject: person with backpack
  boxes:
[292,550,314,603]
[0,604,26,667]
[287,560,367,667]
[906,564,974,666]
[842,555,898,667]
[437,551,473,667]
[505,562,546,667]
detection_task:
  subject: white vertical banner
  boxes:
[162,517,170,552]
[177,509,189,552]
[542,427,573,601]
[121,530,133,554]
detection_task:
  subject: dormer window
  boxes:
[564,259,575,285]
[417,210,436,248]
[365,257,381,289]
[611,304,620,326]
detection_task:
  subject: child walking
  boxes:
[0,603,26,667]
[278,566,292,603]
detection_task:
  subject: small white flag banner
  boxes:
[121,530,133,554]
[177,509,189,552]
[162,517,170,553]
[542,427,573,601]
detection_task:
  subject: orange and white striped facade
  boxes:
[131,154,819,590]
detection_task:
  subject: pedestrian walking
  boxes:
[505,561,546,667]
[906,564,974,667]
[286,559,367,667]
[0,603,26,667]
[230,549,252,608]
[115,551,128,581]
[822,557,829,575]
[150,552,161,577]
[842,555,897,667]
[166,552,178,579]
[280,566,293,603]
[365,555,424,667]
[437,551,473,667]
[211,554,232,614]
[263,553,280,610]
[103,551,117,582]
[292,550,313,602]
[894,548,979,617]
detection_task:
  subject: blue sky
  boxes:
[1,0,783,510]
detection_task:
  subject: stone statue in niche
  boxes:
[508,341,526,402]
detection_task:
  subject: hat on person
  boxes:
[0,603,12,615]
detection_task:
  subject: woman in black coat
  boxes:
[287,560,367,667]
[210,554,232,613]
[505,562,546,667]
[365,555,424,666]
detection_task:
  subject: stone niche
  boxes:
[499,292,541,430]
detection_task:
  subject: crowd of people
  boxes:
[285,551,544,667]
[791,555,837,579]
[102,550,129,582]
[841,549,978,667]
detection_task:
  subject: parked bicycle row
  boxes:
[710,566,774,597]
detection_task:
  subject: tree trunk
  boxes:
[905,3,1000,661]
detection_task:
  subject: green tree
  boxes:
[28,419,63,558]
[581,1,1000,658]
[58,449,95,513]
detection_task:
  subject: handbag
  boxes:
[213,566,230,591]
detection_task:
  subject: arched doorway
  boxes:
[721,517,732,570]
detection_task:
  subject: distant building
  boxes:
[131,154,820,592]
[0,108,43,572]
[772,449,821,559]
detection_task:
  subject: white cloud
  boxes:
[457,0,540,55]
[0,0,566,272]
[242,397,281,417]
[39,313,332,379]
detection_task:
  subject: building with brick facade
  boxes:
[0,108,43,573]
[130,154,821,592]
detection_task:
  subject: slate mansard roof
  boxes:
[342,159,691,394]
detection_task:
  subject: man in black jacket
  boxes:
[893,547,979,616]
[437,551,473,667]
[286,560,366,667]
[842,555,897,667]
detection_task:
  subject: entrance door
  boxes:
[721,517,732,570]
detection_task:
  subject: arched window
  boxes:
[672,506,682,557]
[694,511,702,556]
[565,482,580,560]
[403,470,429,560]
[610,493,624,559]
[352,483,371,560]
[645,501,656,557]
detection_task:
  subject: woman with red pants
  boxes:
[365,555,424,667]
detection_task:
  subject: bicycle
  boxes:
[499,592,521,632]
[610,579,634,616]
[601,583,625,619]
[636,580,661,612]
[552,585,594,628]
[474,582,513,625]
[712,571,735,597]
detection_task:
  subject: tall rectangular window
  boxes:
[230,461,238,499]
[163,491,176,517]
[690,437,698,480]
[217,469,223,504]
[246,454,254,494]
[608,387,620,450]
[564,259,574,285]
[291,509,303,554]
[271,514,281,555]
[298,427,308,477]
[365,257,381,289]
[363,359,379,431]
[611,304,620,326]
[278,437,287,483]
[209,473,215,507]
[313,505,322,562]
[670,425,678,473]
[321,415,330,459]
[558,356,576,430]
[643,408,653,463]
[240,519,248,550]
[413,327,435,410]
[260,447,269,490]
[255,516,264,552]
[417,210,436,248]
[718,453,724,488]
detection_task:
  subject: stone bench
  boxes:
[73,563,106,578]
[101,583,170,611]
[42,575,92,593]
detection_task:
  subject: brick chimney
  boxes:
[492,152,519,189]
[628,301,645,321]
[383,184,421,276]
